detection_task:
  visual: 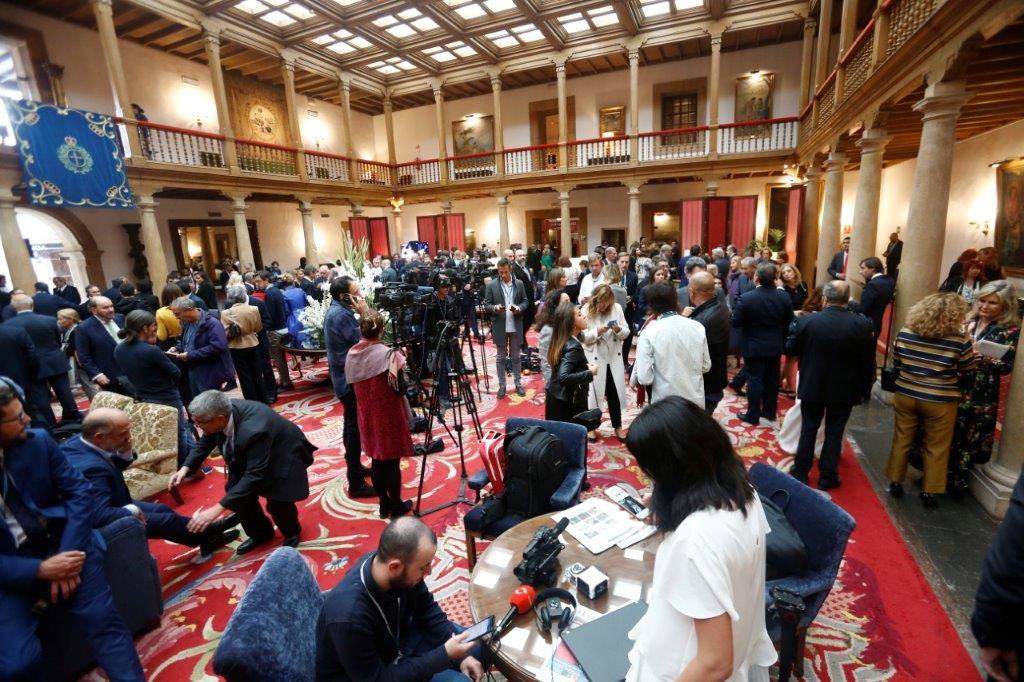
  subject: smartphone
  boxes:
[462,615,495,642]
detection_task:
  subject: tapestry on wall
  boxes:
[4,100,133,208]
[995,159,1024,276]
[224,71,292,148]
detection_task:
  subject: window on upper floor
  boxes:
[1,41,35,147]
[660,92,697,144]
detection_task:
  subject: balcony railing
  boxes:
[356,159,391,186]
[305,149,350,181]
[237,139,297,176]
[885,0,937,58]
[395,159,441,186]
[568,135,631,169]
[137,121,226,169]
[503,143,559,175]
[719,117,799,154]
[448,151,498,180]
[816,72,838,125]
[638,126,709,161]
[841,19,875,97]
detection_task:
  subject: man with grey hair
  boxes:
[726,256,759,397]
[169,390,316,554]
[712,247,730,276]
[168,296,236,396]
[578,253,605,304]
[785,280,874,490]
[221,285,268,403]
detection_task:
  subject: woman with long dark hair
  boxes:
[536,286,570,383]
[624,397,775,681]
[545,301,597,423]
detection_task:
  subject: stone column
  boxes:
[628,48,640,166]
[91,0,143,160]
[0,189,34,291]
[847,128,889,299]
[389,197,404,254]
[973,360,1024,518]
[496,194,511,252]
[557,186,573,256]
[350,202,364,218]
[383,93,398,167]
[797,167,823,282]
[815,152,845,287]
[136,194,170,287]
[432,83,449,184]
[838,0,859,56]
[891,81,971,333]
[281,58,308,181]
[814,0,835,89]
[555,60,568,171]
[625,181,642,246]
[708,33,722,156]
[339,78,357,181]
[491,74,505,176]
[799,19,817,110]
[230,195,256,270]
[203,32,239,172]
[297,199,317,264]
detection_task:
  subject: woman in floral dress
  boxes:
[947,280,1020,496]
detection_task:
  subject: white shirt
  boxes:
[626,497,776,681]
[0,450,27,547]
[500,279,516,333]
[631,314,711,406]
[578,272,605,303]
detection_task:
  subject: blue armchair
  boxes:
[213,547,323,681]
[464,417,587,567]
[38,516,164,680]
[748,462,856,681]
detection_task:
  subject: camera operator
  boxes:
[484,259,527,398]
[416,275,460,406]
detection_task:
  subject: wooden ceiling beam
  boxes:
[139,24,191,45]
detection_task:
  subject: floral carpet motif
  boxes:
[111,339,976,681]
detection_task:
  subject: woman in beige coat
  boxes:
[222,284,269,403]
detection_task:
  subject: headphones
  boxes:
[534,588,577,634]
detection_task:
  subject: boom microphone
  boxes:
[494,585,538,635]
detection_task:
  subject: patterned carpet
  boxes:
[92,339,978,681]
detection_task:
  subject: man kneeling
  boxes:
[62,407,239,559]
[316,516,486,681]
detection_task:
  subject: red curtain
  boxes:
[729,196,758,248]
[680,199,704,248]
[368,217,389,257]
[350,217,369,245]
[785,187,804,265]
[416,216,435,255]
[706,198,729,249]
[446,213,466,252]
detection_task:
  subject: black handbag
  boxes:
[573,380,602,431]
[880,299,899,392]
[759,490,808,581]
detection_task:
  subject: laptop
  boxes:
[561,601,648,682]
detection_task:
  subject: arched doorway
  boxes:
[0,208,93,291]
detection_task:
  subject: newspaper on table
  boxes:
[552,497,656,555]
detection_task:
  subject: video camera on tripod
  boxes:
[513,517,570,586]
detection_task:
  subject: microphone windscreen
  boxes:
[510,584,537,614]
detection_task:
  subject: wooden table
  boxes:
[281,344,330,385]
[468,514,661,682]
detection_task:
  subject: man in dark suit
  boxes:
[0,321,43,427]
[102,277,123,304]
[686,272,731,415]
[0,383,144,680]
[851,256,896,340]
[76,284,102,320]
[31,282,66,317]
[827,236,851,280]
[727,257,763,396]
[883,232,903,280]
[245,288,278,404]
[7,294,82,428]
[731,263,794,426]
[74,296,129,395]
[194,272,218,310]
[379,258,399,284]
[253,270,293,391]
[616,253,640,363]
[63,407,238,558]
[170,391,315,555]
[785,280,874,490]
[300,266,323,302]
[512,249,537,351]
[483,258,528,398]
[52,277,82,305]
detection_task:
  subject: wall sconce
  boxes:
[970,220,991,238]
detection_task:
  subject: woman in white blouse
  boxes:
[624,397,776,681]
[581,283,629,440]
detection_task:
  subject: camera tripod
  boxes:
[414,322,484,517]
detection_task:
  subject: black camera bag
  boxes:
[502,426,567,518]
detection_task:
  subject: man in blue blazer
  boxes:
[167,297,236,396]
[31,281,67,317]
[53,276,82,305]
[0,322,43,426]
[0,382,144,680]
[827,236,851,280]
[62,407,238,557]
[851,256,896,341]
[74,296,130,395]
[244,289,277,404]
[8,294,83,428]
[253,270,293,392]
[731,263,794,425]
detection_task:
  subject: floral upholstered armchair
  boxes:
[89,392,180,500]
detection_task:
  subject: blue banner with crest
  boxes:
[4,99,134,208]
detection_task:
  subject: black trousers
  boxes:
[743,356,780,422]
[544,396,576,423]
[257,331,277,401]
[369,459,402,512]
[135,500,204,546]
[604,366,622,429]
[32,373,82,429]
[233,495,300,540]
[230,346,269,404]
[340,389,364,486]
[792,401,854,482]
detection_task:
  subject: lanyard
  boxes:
[361,557,403,662]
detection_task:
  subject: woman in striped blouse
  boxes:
[885,293,976,508]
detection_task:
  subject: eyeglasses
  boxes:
[0,410,27,424]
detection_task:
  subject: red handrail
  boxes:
[502,142,560,153]
[394,158,441,168]
[814,69,838,98]
[881,0,899,11]
[305,149,352,162]
[839,17,877,67]
[719,116,799,129]
[446,149,498,162]
[235,137,298,153]
[358,158,390,167]
[800,101,814,119]
[637,125,710,138]
[568,134,630,145]
[134,120,226,141]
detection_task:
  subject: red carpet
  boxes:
[94,340,977,681]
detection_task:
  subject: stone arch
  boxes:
[31,207,105,286]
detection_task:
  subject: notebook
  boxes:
[561,601,648,682]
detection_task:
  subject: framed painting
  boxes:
[995,159,1024,276]
[451,114,495,174]
[599,105,626,137]
[734,72,774,138]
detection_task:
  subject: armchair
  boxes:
[748,462,856,681]
[464,417,587,568]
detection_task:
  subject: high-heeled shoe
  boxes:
[614,428,628,440]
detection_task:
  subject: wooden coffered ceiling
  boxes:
[13,0,806,114]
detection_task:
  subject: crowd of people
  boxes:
[0,227,1020,681]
